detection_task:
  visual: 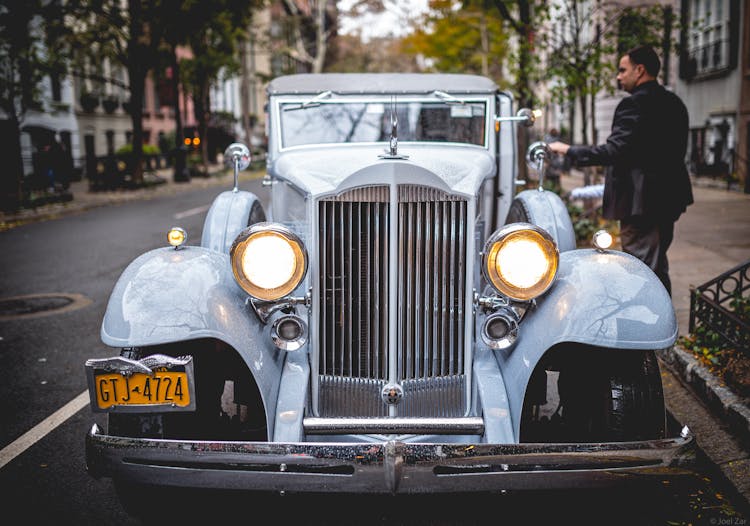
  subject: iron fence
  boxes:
[689,259,750,353]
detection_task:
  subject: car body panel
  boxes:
[100,246,284,436]
[493,248,678,437]
[200,190,263,254]
[269,144,495,199]
[509,189,577,251]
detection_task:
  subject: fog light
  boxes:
[271,315,307,351]
[481,309,519,350]
[592,229,613,251]
[167,227,187,248]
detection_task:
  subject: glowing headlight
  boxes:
[230,223,307,301]
[483,223,559,301]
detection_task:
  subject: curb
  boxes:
[658,345,750,446]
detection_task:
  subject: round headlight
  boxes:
[230,223,307,301]
[483,223,558,301]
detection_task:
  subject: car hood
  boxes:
[270,144,495,198]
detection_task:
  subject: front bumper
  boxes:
[86,424,698,494]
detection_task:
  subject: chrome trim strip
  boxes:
[303,417,484,435]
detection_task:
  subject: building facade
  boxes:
[675,0,746,190]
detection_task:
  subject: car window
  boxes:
[278,100,487,149]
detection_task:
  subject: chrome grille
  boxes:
[317,185,468,418]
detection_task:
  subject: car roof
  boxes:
[267,73,499,96]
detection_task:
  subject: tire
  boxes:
[559,350,666,442]
[520,348,666,443]
[504,197,532,225]
[504,190,577,252]
[247,200,266,226]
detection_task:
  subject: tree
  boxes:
[277,0,336,73]
[67,0,168,186]
[0,1,70,210]
[464,0,548,186]
[475,0,547,108]
[179,0,257,172]
[327,33,419,73]
[541,2,675,146]
[401,0,510,84]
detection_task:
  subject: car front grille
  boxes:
[316,185,468,418]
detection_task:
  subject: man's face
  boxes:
[616,55,642,93]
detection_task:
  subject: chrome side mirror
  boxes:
[495,108,538,127]
[224,143,251,192]
[526,141,550,191]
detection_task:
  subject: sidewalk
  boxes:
[0,164,238,231]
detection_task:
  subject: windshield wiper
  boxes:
[432,90,466,105]
[283,90,333,111]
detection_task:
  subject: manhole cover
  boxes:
[0,293,92,320]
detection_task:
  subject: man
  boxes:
[548,45,693,296]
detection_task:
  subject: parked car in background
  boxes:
[84,73,696,516]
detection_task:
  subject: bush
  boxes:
[116,143,161,156]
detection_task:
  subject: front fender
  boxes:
[100,246,284,435]
[507,189,576,252]
[201,190,264,254]
[495,248,677,437]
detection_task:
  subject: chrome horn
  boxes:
[526,141,550,191]
[224,142,251,193]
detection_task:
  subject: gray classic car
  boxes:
[84,73,695,511]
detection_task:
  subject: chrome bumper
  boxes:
[86,424,698,494]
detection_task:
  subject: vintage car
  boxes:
[84,73,696,511]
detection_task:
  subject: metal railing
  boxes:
[689,260,750,353]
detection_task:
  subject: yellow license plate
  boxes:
[85,354,196,413]
[93,371,191,410]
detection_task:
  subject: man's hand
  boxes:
[548,141,570,155]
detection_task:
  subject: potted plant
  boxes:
[102,95,119,114]
[80,90,99,112]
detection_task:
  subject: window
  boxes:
[681,0,739,79]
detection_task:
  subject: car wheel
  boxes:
[558,349,666,442]
[504,197,532,225]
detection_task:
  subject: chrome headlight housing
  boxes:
[230,223,307,301]
[482,223,559,301]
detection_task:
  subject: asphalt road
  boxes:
[0,175,746,524]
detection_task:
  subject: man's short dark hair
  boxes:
[626,45,661,77]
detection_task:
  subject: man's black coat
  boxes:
[566,80,694,222]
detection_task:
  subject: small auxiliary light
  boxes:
[592,229,613,251]
[271,315,307,351]
[167,227,187,249]
[481,308,520,351]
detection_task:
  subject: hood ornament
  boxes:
[379,96,408,160]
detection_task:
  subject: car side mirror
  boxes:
[526,141,550,191]
[495,108,539,127]
[224,143,251,192]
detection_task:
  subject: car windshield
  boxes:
[278,99,488,149]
